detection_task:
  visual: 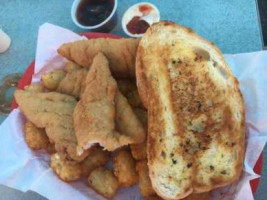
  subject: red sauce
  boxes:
[139,4,152,15]
[126,16,150,34]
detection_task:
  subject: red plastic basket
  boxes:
[11,32,263,195]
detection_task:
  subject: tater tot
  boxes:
[113,150,138,187]
[81,146,110,176]
[24,84,44,92]
[66,61,81,73]
[136,160,155,197]
[24,122,49,150]
[50,153,82,182]
[88,167,119,199]
[41,70,66,90]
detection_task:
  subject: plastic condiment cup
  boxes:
[71,0,118,32]
[122,2,160,38]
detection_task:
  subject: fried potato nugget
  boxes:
[81,146,110,176]
[50,153,82,182]
[88,167,119,199]
[113,150,138,187]
[41,70,66,90]
[24,122,49,150]
[24,84,44,92]
[136,160,155,197]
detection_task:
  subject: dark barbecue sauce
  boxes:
[76,0,114,26]
[126,16,150,34]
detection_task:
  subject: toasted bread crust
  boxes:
[136,21,245,199]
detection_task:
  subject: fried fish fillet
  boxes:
[57,68,88,98]
[57,68,143,109]
[57,38,139,78]
[14,90,88,161]
[73,53,145,153]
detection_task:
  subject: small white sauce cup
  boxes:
[71,0,118,32]
[0,28,11,53]
[122,2,160,38]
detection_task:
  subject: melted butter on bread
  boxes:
[136,21,245,199]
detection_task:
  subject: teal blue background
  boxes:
[0,0,265,200]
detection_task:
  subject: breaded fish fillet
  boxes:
[73,53,145,153]
[57,38,139,78]
[14,90,88,162]
[57,68,88,98]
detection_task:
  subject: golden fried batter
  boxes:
[117,79,136,96]
[15,90,88,161]
[126,90,142,108]
[113,150,138,187]
[50,153,82,182]
[45,143,56,154]
[66,61,82,73]
[73,53,121,152]
[133,108,148,128]
[130,141,147,161]
[24,122,49,150]
[57,71,143,108]
[41,70,66,90]
[88,167,119,199]
[73,53,145,153]
[117,79,143,108]
[58,38,139,78]
[130,108,148,160]
[136,160,155,197]
[81,146,110,176]
[57,68,88,98]
[24,84,44,92]
[114,92,145,145]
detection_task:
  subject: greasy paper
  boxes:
[0,23,266,200]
